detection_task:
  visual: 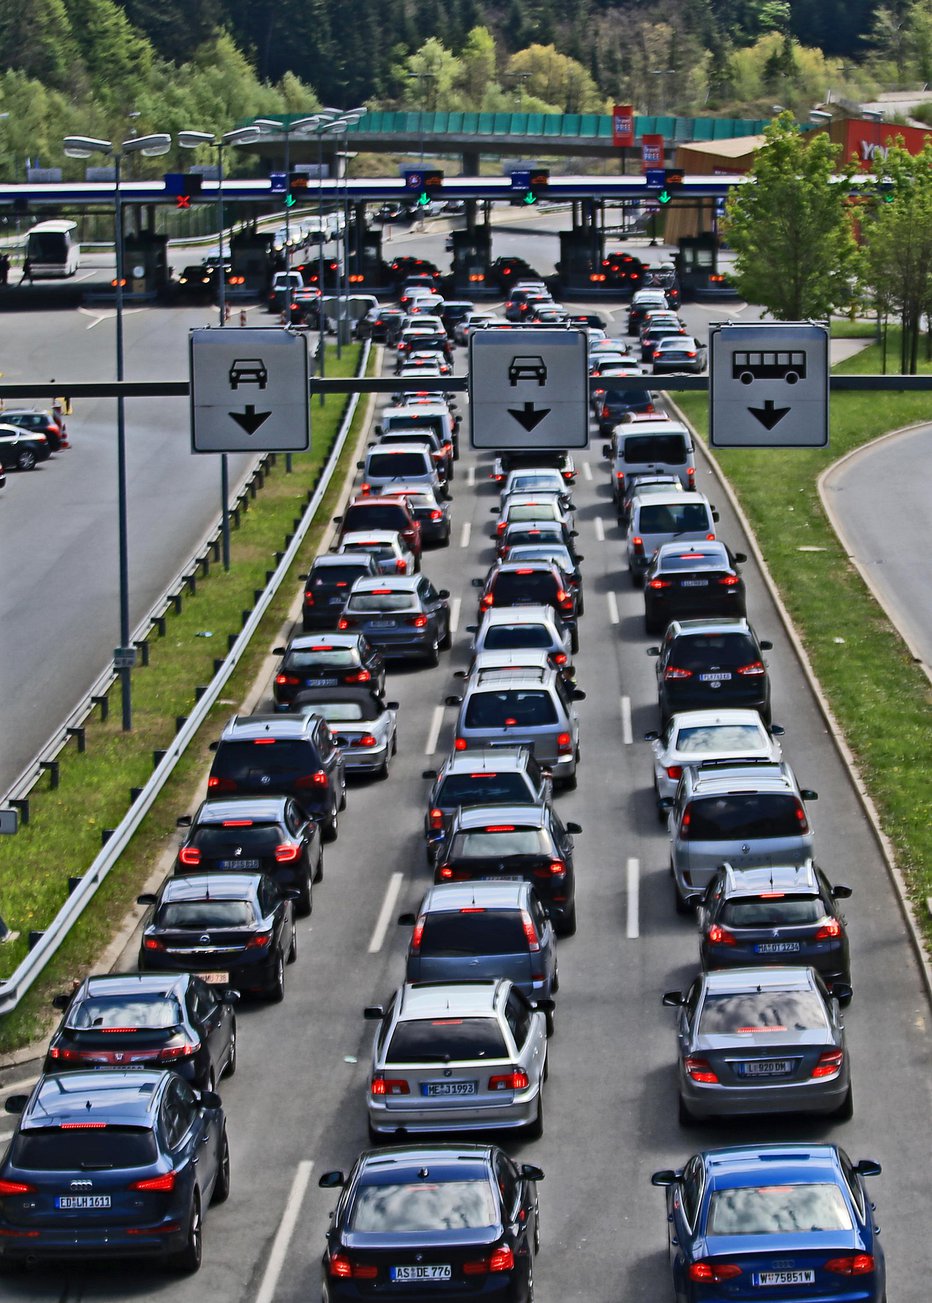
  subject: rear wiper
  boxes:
[80,1163,114,1171]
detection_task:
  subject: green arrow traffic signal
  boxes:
[658,188,671,205]
[523,190,537,205]
[417,191,430,207]
[285,194,296,208]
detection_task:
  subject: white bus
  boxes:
[25,220,80,277]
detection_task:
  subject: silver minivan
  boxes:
[604,419,697,501]
[625,490,718,583]
[359,442,442,497]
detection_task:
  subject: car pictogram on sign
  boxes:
[507,355,547,386]
[229,358,268,390]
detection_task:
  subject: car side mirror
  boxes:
[662,991,684,1007]
[471,577,484,587]
[199,1090,222,1110]
[770,723,785,736]
[421,768,437,780]
[386,701,400,711]
[397,912,416,926]
[51,993,71,1011]
[176,815,192,828]
[711,510,720,523]
[601,444,610,457]
[658,798,674,812]
[272,646,286,656]
[855,1159,882,1178]
[333,515,343,524]
[646,646,660,657]
[734,552,747,564]
[571,689,586,701]
[489,507,500,515]
[136,893,157,906]
[831,883,853,899]
[444,695,462,707]
[651,1169,678,1187]
[221,989,240,1005]
[356,460,365,469]
[832,982,853,1008]
[759,639,773,651]
[520,1163,545,1181]
[319,1170,345,1189]
[438,589,450,600]
[800,789,818,802]
[465,624,478,634]
[4,1095,28,1115]
[643,730,660,741]
[374,425,383,436]
[363,1005,384,1020]
[574,553,585,561]
[208,740,219,752]
[565,821,582,834]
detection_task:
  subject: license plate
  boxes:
[56,1195,112,1209]
[218,858,260,870]
[755,941,800,954]
[328,596,343,605]
[699,671,732,682]
[735,1060,793,1077]
[311,677,338,686]
[753,1270,815,1286]
[391,1265,452,1282]
[423,1081,478,1097]
[493,874,525,881]
[373,619,397,628]
[202,971,229,985]
[680,579,708,587]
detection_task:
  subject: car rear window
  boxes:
[190,824,282,856]
[420,910,529,956]
[482,625,554,650]
[622,435,689,464]
[286,648,358,668]
[506,504,560,525]
[604,388,653,406]
[157,900,256,928]
[672,634,759,671]
[310,564,369,586]
[436,774,533,807]
[660,548,727,571]
[464,690,558,728]
[349,1179,497,1233]
[68,996,183,1030]
[707,1184,851,1236]
[450,829,550,859]
[720,895,827,928]
[674,723,766,753]
[343,505,408,531]
[342,541,394,559]
[687,795,803,839]
[388,414,444,438]
[312,702,370,723]
[12,1128,159,1171]
[212,740,319,780]
[637,503,710,534]
[347,593,414,613]
[698,989,827,1036]
[386,1018,507,1063]
[367,452,431,479]
[492,572,558,604]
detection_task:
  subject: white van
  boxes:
[25,220,80,277]
[604,418,697,508]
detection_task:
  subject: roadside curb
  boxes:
[668,398,932,1009]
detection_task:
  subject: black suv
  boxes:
[302,553,380,630]
[595,386,657,435]
[648,617,773,725]
[207,714,346,840]
[421,746,554,865]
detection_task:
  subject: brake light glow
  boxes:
[353,735,378,748]
[535,859,566,878]
[489,1072,529,1091]
[685,1056,720,1084]
[825,1254,875,1275]
[464,1245,515,1275]
[337,617,350,630]
[0,1179,36,1195]
[345,669,371,683]
[275,674,300,686]
[131,1171,177,1192]
[296,770,329,789]
[557,732,573,755]
[632,536,644,555]
[329,1254,378,1279]
[736,661,765,676]
[794,802,810,832]
[688,1261,741,1282]
[454,738,467,751]
[395,559,408,573]
[665,765,682,780]
[521,909,540,951]
[707,923,735,946]
[648,578,672,589]
[664,666,693,680]
[143,938,166,950]
[178,846,201,866]
[811,1049,844,1078]
[718,574,741,586]
[275,844,301,863]
[370,1077,410,1096]
[428,808,444,831]
[814,917,842,940]
[410,917,425,951]
[159,1039,201,1062]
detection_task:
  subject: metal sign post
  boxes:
[468,328,589,450]
[709,321,829,448]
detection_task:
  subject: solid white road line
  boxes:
[368,872,404,954]
[255,1160,315,1303]
[466,464,476,487]
[620,695,633,745]
[607,592,620,625]
[425,704,444,756]
[594,516,605,542]
[582,461,593,481]
[460,521,471,549]
[450,596,462,634]
[626,858,640,939]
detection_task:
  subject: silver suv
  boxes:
[664,759,818,913]
[447,667,584,789]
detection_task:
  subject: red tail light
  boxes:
[496,521,507,535]
[488,1071,529,1091]
[0,1179,36,1195]
[410,916,425,952]
[736,661,765,676]
[706,532,716,540]
[370,1076,410,1096]
[814,916,842,940]
[408,614,428,628]
[480,594,493,611]
[811,1049,844,1078]
[329,1254,378,1279]
[131,1171,177,1192]
[178,846,201,866]
[345,669,371,683]
[296,770,329,789]
[688,1261,740,1282]
[718,575,741,586]
[707,924,735,946]
[601,405,610,419]
[632,536,644,555]
[551,652,567,666]
[557,732,573,755]
[428,808,444,831]
[275,843,301,863]
[430,509,443,520]
[680,808,692,835]
[353,734,378,748]
[337,617,351,630]
[685,1057,719,1084]
[158,1039,201,1063]
[437,863,455,880]
[665,765,682,780]
[395,559,408,573]
[143,938,166,950]
[246,933,272,948]
[534,859,566,878]
[794,801,810,833]
[664,666,693,680]
[825,1254,875,1275]
[687,468,696,485]
[521,909,540,951]
[275,673,301,686]
[303,592,315,605]
[648,578,672,589]
[454,738,467,751]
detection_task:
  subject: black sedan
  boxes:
[138,872,298,1001]
[45,971,237,1090]
[174,794,323,915]
[643,540,748,634]
[272,633,386,707]
[0,422,49,471]
[318,1145,543,1303]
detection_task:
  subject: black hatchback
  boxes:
[272,633,386,707]
[643,541,748,634]
[595,386,657,435]
[302,554,380,631]
[648,618,773,726]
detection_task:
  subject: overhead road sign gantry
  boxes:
[709,321,829,448]
[468,327,589,450]
[190,327,310,453]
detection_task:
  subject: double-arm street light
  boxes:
[252,115,321,288]
[178,126,261,571]
[62,131,172,731]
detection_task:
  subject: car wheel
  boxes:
[377,755,390,780]
[287,923,298,964]
[269,951,286,1002]
[223,1024,237,1078]
[314,851,324,883]
[170,1192,203,1273]
[544,1007,555,1037]
[211,1128,231,1205]
[570,626,579,655]
[16,448,37,471]
[678,1095,699,1127]
[324,804,339,842]
[551,964,559,994]
[561,769,578,791]
[525,1092,544,1141]
[439,621,452,651]
[576,593,585,616]
[425,637,440,667]
[557,902,577,938]
[834,1084,854,1121]
[630,566,643,588]
[297,873,313,917]
[673,879,692,916]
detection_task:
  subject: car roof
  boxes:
[440,746,533,773]
[702,966,817,995]
[421,881,531,911]
[79,972,193,1001]
[287,633,360,650]
[311,553,375,570]
[351,575,420,592]
[453,804,548,830]
[367,443,433,456]
[669,617,752,635]
[24,1071,169,1129]
[356,1144,496,1180]
[470,650,556,673]
[340,530,402,546]
[397,979,504,1020]
[347,496,411,511]
[196,795,290,822]
[633,490,709,508]
[722,861,820,895]
[701,1144,842,1188]
[159,872,263,902]
[689,764,793,796]
[220,713,320,740]
[655,541,727,563]
[668,708,768,729]
[493,560,559,576]
[468,670,555,691]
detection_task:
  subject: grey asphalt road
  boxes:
[0,320,929,1301]
[822,423,932,674]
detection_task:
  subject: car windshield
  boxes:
[436,774,533,806]
[604,388,652,406]
[698,989,828,1035]
[508,547,573,572]
[637,503,710,534]
[721,895,828,928]
[286,648,357,668]
[707,1184,852,1236]
[311,565,368,586]
[660,549,727,571]
[190,824,283,855]
[420,910,529,956]
[367,453,430,479]
[157,900,256,929]
[482,625,553,650]
[310,702,370,723]
[450,829,550,859]
[688,795,803,839]
[492,572,558,603]
[623,435,689,464]
[672,634,760,671]
[674,723,766,753]
[349,1179,497,1233]
[12,1128,159,1171]
[386,1018,507,1063]
[347,593,414,613]
[67,996,183,1030]
[342,542,395,559]
[509,476,561,493]
[212,740,318,778]
[464,691,558,728]
[506,503,560,524]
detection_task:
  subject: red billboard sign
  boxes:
[841,117,932,165]
[613,104,634,148]
[641,134,664,170]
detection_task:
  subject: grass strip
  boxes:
[0,344,375,1054]
[676,383,931,951]
[833,323,932,374]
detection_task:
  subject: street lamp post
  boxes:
[407,73,438,165]
[178,127,261,571]
[63,131,172,731]
[253,115,321,297]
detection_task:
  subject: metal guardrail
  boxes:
[0,343,370,1015]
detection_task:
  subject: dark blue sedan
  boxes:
[651,1143,885,1302]
[0,1069,227,1271]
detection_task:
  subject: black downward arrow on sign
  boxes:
[508,401,551,432]
[230,404,272,435]
[748,399,790,431]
